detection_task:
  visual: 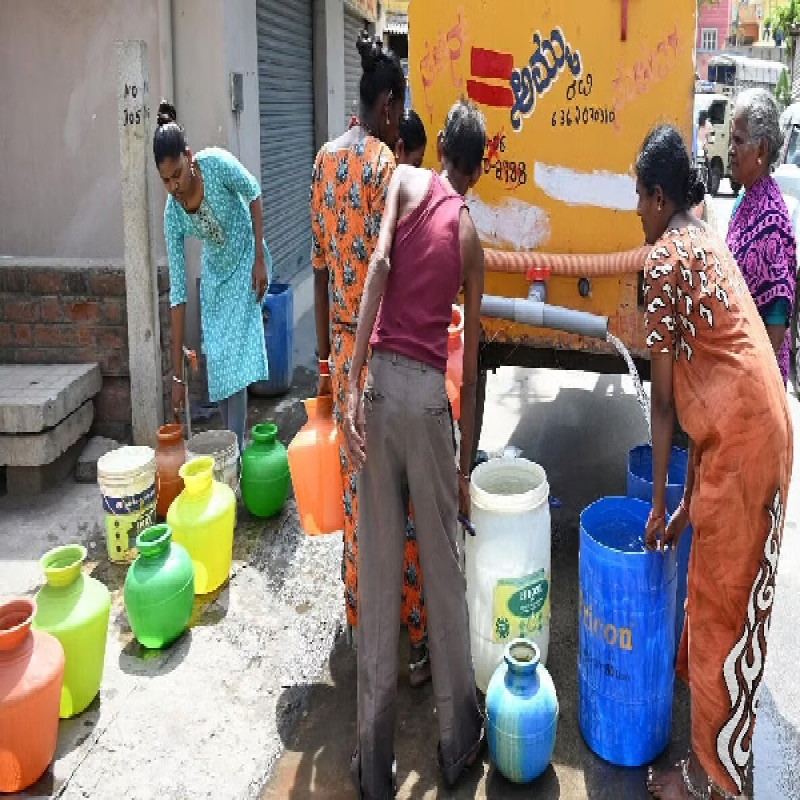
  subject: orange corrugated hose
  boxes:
[484,246,650,277]
[482,201,706,277]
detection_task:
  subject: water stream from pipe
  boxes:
[606,332,651,444]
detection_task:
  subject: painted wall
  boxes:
[314,0,347,146]
[344,0,377,23]
[171,0,265,354]
[697,0,733,51]
[0,0,166,258]
[0,0,267,367]
[223,0,262,181]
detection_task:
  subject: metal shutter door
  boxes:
[344,10,364,125]
[257,0,314,282]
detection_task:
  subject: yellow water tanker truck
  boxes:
[408,0,696,402]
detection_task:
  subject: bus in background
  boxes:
[707,53,787,95]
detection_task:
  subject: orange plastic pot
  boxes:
[287,396,345,535]
[155,423,186,518]
[446,305,465,421]
[0,597,64,792]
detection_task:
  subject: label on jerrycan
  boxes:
[492,569,550,643]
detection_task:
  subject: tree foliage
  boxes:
[771,0,800,34]
[776,68,791,107]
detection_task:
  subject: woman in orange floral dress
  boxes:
[637,126,792,800]
[310,33,430,686]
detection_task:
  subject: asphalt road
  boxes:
[710,180,737,237]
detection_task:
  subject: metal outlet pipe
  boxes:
[480,295,609,341]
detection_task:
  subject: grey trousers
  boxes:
[352,351,483,800]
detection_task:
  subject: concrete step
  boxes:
[0,363,102,433]
[0,400,94,467]
[76,436,120,483]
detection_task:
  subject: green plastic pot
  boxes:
[33,544,111,718]
[240,422,290,519]
[124,524,194,649]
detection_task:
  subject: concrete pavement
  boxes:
[262,362,800,799]
[0,367,346,800]
[3,362,797,799]
[3,188,799,798]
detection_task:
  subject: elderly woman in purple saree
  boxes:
[727,89,797,385]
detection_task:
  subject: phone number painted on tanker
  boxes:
[552,105,616,127]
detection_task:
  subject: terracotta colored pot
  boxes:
[0,597,64,792]
[155,423,186,518]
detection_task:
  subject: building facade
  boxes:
[0,0,381,441]
[697,0,734,80]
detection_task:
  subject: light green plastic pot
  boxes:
[33,544,110,718]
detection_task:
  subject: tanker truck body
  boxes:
[408,0,696,383]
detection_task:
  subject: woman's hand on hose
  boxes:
[343,381,366,471]
[171,379,186,423]
[252,252,268,302]
[663,498,690,550]
[645,506,667,552]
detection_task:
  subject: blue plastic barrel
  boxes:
[578,497,676,767]
[251,283,293,396]
[627,444,693,649]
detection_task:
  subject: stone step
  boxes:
[0,364,102,434]
[76,436,120,484]
[0,400,94,467]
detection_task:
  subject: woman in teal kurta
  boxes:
[154,101,270,452]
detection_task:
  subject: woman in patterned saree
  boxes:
[637,126,793,800]
[727,88,797,386]
[310,33,431,687]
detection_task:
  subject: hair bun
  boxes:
[356,31,381,72]
[156,100,177,127]
[686,167,706,208]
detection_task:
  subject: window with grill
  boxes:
[701,28,718,52]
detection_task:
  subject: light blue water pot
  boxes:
[486,638,558,784]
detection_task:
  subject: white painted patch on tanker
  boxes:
[466,195,551,251]
[533,163,637,211]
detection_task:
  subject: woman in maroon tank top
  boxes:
[343,99,489,799]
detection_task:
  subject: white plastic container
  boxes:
[97,446,157,562]
[186,430,239,492]
[466,457,551,694]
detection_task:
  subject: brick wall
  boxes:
[0,261,172,442]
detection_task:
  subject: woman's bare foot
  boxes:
[648,753,711,799]
[647,763,691,799]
